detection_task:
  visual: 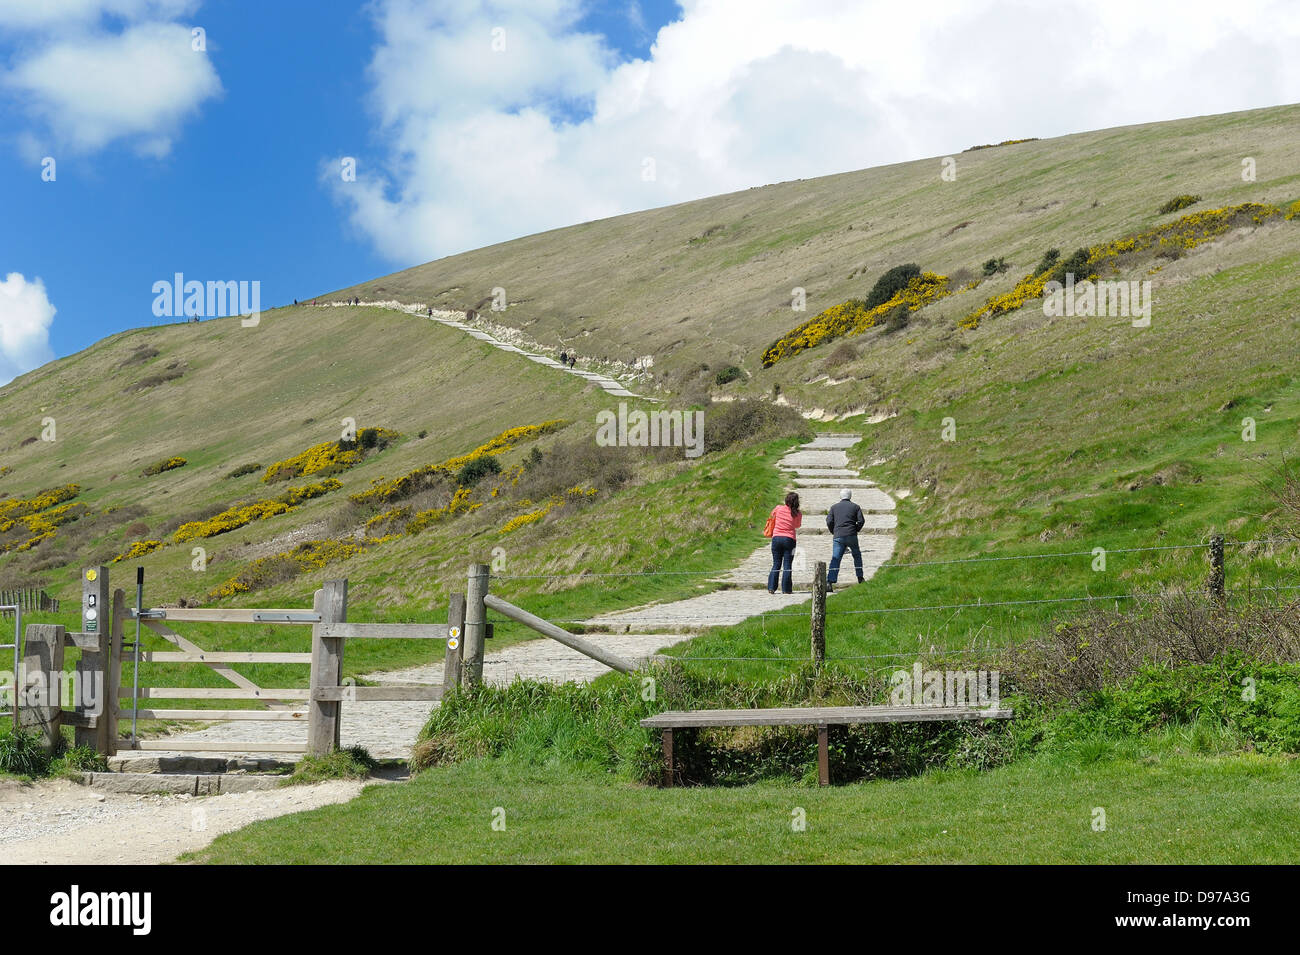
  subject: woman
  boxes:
[767,491,802,595]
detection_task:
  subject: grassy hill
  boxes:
[330,103,1300,390]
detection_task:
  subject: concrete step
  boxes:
[80,772,284,795]
[800,435,862,449]
[794,477,876,488]
[779,450,849,469]
[107,754,295,774]
[781,468,859,478]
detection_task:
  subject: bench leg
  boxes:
[817,724,830,786]
[662,728,674,788]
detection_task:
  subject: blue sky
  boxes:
[0,0,1296,383]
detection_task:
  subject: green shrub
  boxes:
[714,365,743,386]
[456,456,503,487]
[49,744,108,777]
[1158,194,1201,215]
[1034,247,1061,275]
[703,399,812,455]
[883,303,910,333]
[224,463,262,479]
[285,745,378,785]
[982,257,1008,276]
[1047,247,1092,285]
[0,729,49,777]
[865,263,921,309]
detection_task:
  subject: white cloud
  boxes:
[0,274,57,386]
[1,1,218,156]
[336,0,1300,265]
[0,1,196,29]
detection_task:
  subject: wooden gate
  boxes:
[18,569,449,758]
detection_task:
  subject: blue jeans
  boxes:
[828,535,863,584]
[768,536,796,593]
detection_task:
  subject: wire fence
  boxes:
[492,535,1295,583]
[475,534,1300,669]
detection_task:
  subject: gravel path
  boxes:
[0,776,367,865]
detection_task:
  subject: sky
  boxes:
[0,0,1298,385]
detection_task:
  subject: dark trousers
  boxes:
[768,535,796,593]
[828,534,864,584]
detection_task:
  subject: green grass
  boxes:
[186,748,1300,864]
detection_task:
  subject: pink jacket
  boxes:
[770,504,802,539]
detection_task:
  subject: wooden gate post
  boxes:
[462,564,490,688]
[1208,534,1225,602]
[105,589,126,755]
[308,578,348,756]
[18,624,65,752]
[443,592,466,691]
[77,566,111,753]
[811,561,827,669]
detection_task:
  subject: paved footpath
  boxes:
[146,432,894,760]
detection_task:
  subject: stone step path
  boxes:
[140,433,894,760]
[320,300,644,398]
[585,432,896,624]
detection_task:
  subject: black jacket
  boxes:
[826,499,865,537]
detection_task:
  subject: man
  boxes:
[826,488,866,591]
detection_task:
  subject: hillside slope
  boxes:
[329,103,1300,385]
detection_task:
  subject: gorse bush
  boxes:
[982,257,1008,276]
[1045,247,1092,286]
[763,270,950,365]
[1033,247,1061,276]
[1158,194,1201,215]
[262,427,400,483]
[959,201,1288,330]
[224,463,261,479]
[714,365,744,386]
[456,456,502,487]
[142,456,186,477]
[865,263,921,309]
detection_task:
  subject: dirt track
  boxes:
[0,776,366,865]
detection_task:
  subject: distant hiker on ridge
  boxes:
[826,488,866,591]
[765,491,802,595]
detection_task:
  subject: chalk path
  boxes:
[320,300,644,398]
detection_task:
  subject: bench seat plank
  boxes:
[640,705,1012,728]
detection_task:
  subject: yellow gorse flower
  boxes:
[762,272,951,366]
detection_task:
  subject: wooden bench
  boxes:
[640,705,1013,787]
